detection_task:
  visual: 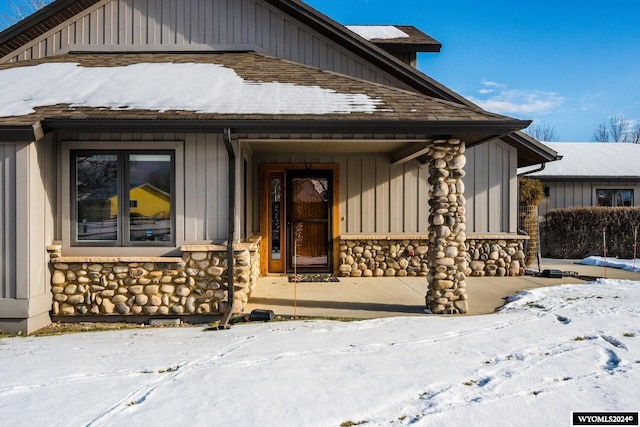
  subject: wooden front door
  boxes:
[261,165,337,275]
[287,170,332,272]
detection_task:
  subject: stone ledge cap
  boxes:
[467,234,530,240]
[52,256,183,263]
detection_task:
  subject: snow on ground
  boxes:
[0,62,383,117]
[1,279,639,427]
[580,256,640,273]
[346,25,410,40]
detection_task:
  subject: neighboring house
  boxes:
[0,0,559,333]
[520,142,640,216]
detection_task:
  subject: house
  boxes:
[0,0,559,333]
[520,142,640,216]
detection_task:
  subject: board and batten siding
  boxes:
[0,138,56,333]
[255,139,517,236]
[58,132,230,246]
[0,140,56,300]
[465,139,518,234]
[254,153,429,235]
[0,143,17,299]
[537,180,640,217]
[2,0,409,90]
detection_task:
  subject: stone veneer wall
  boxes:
[47,241,260,317]
[338,236,527,278]
[466,238,526,277]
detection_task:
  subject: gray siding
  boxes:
[465,139,518,234]
[19,141,50,298]
[538,180,640,216]
[255,153,428,235]
[255,139,518,236]
[3,0,408,89]
[0,143,17,299]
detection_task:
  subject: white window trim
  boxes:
[61,140,185,257]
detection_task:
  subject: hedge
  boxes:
[543,207,640,259]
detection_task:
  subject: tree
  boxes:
[524,121,559,141]
[592,122,609,142]
[0,0,52,30]
[592,115,640,143]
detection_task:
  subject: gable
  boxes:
[0,0,561,166]
[1,0,414,90]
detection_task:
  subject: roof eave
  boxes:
[38,117,530,142]
[500,131,562,168]
[0,0,78,48]
[533,176,640,182]
[0,126,37,141]
[372,42,442,53]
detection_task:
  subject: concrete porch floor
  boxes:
[244,259,640,318]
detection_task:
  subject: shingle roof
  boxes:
[0,52,524,129]
[347,25,442,52]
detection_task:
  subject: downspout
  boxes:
[219,127,236,330]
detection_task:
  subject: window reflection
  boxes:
[128,154,172,242]
[75,154,118,241]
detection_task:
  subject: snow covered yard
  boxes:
[0,279,638,427]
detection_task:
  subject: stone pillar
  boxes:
[425,138,469,314]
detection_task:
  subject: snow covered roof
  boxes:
[520,142,640,178]
[0,62,382,117]
[346,26,410,40]
[0,53,520,129]
[346,25,441,52]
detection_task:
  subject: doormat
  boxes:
[288,274,340,283]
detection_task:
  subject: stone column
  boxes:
[425,138,469,314]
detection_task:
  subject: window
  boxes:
[72,150,174,246]
[596,189,634,207]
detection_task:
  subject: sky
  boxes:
[305,0,640,142]
[1,0,639,141]
[1,271,639,426]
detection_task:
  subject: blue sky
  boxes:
[1,0,638,141]
[306,0,640,141]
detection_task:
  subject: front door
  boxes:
[262,166,335,274]
[287,170,332,273]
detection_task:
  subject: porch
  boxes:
[245,259,640,318]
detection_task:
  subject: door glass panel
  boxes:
[291,177,329,269]
[271,177,282,260]
[128,154,172,242]
[75,154,118,241]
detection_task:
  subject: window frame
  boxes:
[70,149,175,247]
[594,187,635,207]
[61,140,184,256]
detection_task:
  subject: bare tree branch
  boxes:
[524,121,559,141]
[629,123,640,144]
[592,122,609,142]
[592,115,640,143]
[609,115,628,142]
